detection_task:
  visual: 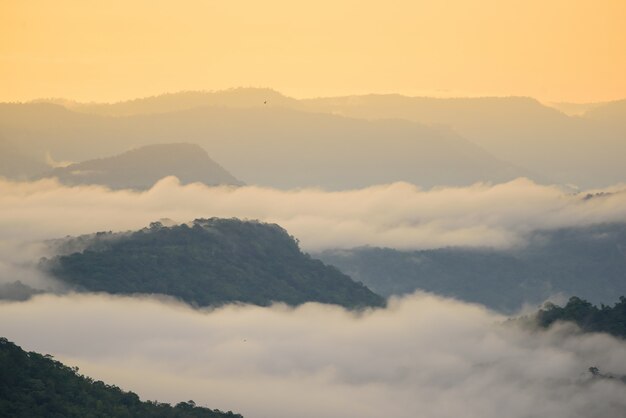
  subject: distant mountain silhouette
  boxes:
[584,99,626,126]
[43,218,385,309]
[317,223,626,313]
[299,95,626,189]
[546,101,606,116]
[38,143,243,190]
[5,88,626,188]
[42,88,298,117]
[0,102,532,189]
[0,137,48,180]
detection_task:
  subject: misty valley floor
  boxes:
[2,292,626,418]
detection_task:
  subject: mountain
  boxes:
[316,223,626,313]
[0,103,111,179]
[535,296,626,339]
[0,101,532,189]
[0,337,242,418]
[546,101,606,116]
[8,89,625,189]
[38,143,242,190]
[43,218,385,309]
[299,95,626,189]
[0,137,48,180]
[583,99,626,128]
[38,88,299,117]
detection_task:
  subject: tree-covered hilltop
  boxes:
[44,218,385,309]
[0,337,242,418]
[536,296,626,338]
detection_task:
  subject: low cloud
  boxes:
[1,177,625,253]
[45,151,74,168]
[1,176,625,290]
[1,292,626,418]
[0,240,66,290]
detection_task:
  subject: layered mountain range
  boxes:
[5,88,624,190]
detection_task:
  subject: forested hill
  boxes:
[317,223,626,313]
[44,219,385,309]
[536,296,626,339]
[0,337,242,418]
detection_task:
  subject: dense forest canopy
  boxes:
[44,218,385,309]
[0,337,242,418]
[536,296,626,339]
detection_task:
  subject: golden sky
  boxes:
[1,0,625,103]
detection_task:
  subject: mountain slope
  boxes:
[317,223,626,313]
[300,94,626,189]
[39,143,242,190]
[10,89,625,189]
[0,102,532,189]
[0,137,49,180]
[0,337,242,418]
[44,219,385,309]
[584,99,626,128]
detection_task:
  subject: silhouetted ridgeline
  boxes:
[0,100,532,189]
[3,89,625,188]
[36,143,242,190]
[300,94,626,188]
[43,219,385,309]
[0,337,242,418]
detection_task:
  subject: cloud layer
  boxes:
[1,292,626,418]
[1,176,626,253]
[1,176,625,290]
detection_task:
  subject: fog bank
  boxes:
[1,177,625,253]
[1,293,625,418]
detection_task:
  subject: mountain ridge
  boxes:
[317,223,626,313]
[0,102,532,189]
[43,218,386,309]
[37,143,243,190]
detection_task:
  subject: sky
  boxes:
[1,0,625,103]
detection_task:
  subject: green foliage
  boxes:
[0,337,242,418]
[45,218,384,309]
[537,296,626,338]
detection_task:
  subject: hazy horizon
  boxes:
[7,88,626,111]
